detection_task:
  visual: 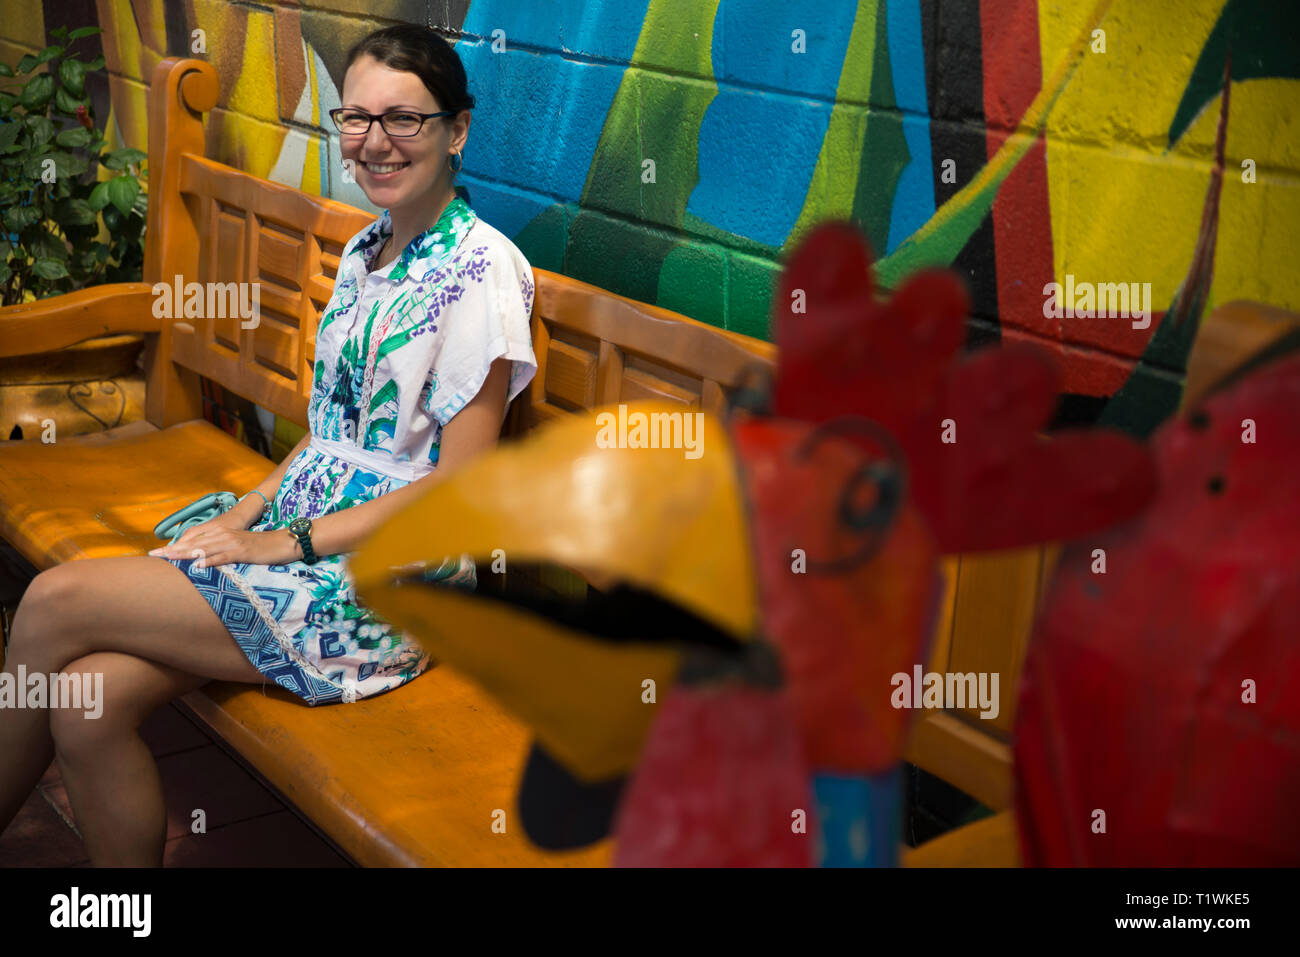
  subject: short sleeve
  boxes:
[423,245,538,427]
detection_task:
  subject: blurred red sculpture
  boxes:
[1014,351,1300,866]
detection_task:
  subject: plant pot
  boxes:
[0,333,147,442]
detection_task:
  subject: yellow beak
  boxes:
[350,402,758,781]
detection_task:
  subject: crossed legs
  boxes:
[0,556,268,865]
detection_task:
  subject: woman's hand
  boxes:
[148,520,298,568]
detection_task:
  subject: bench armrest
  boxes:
[0,282,159,358]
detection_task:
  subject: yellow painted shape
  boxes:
[8,0,44,50]
[351,401,757,641]
[1039,0,1300,313]
[354,579,681,782]
[297,45,325,197]
[785,0,880,250]
[199,5,285,176]
[880,0,1113,279]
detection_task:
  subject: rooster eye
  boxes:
[790,416,907,575]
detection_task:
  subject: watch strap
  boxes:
[291,520,318,564]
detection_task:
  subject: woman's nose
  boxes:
[363,122,393,153]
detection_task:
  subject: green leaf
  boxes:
[0,121,19,152]
[35,45,64,66]
[0,62,13,77]
[16,54,37,74]
[28,227,68,261]
[68,153,89,176]
[32,257,69,279]
[56,196,96,225]
[3,205,40,231]
[24,151,75,181]
[55,127,92,149]
[25,115,55,146]
[68,26,102,41]
[53,87,83,116]
[58,59,86,96]
[20,74,55,111]
[1169,0,1300,146]
[87,180,111,211]
[101,147,147,171]
[0,260,11,284]
[0,93,15,112]
[84,55,105,72]
[106,175,138,216]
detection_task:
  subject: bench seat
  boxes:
[0,418,611,866]
[0,419,267,568]
[185,671,612,866]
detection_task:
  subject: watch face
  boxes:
[289,517,311,534]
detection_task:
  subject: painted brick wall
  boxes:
[3,0,1297,437]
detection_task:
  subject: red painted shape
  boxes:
[1014,353,1300,865]
[773,222,968,441]
[906,342,1157,549]
[772,222,1157,553]
[612,684,814,867]
[980,1,1065,366]
[730,417,941,773]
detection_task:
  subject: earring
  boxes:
[448,150,463,173]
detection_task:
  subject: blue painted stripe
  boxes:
[687,0,857,246]
[811,766,903,867]
[884,0,936,254]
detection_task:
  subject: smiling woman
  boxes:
[0,24,538,867]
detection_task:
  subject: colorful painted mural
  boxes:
[4,0,1297,438]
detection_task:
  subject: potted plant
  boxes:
[0,24,150,439]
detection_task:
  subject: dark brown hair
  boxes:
[343,25,476,118]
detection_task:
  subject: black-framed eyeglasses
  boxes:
[329,108,457,137]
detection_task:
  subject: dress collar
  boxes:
[356,194,477,283]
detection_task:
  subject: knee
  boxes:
[9,566,84,666]
[48,671,123,763]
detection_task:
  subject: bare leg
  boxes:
[0,556,266,845]
[51,651,210,866]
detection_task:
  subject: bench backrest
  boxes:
[142,56,1023,816]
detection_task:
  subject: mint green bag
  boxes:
[152,492,240,543]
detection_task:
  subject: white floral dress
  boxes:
[164,195,538,704]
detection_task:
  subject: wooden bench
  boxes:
[9,53,1242,866]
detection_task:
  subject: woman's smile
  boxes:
[361,160,411,179]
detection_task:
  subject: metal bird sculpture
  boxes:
[350,221,1157,866]
[1014,346,1300,866]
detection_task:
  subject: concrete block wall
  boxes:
[3,0,1298,438]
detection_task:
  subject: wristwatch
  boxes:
[288,516,319,565]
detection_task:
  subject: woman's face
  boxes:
[338,54,468,214]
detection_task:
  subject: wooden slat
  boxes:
[904,711,1013,810]
[596,340,624,405]
[620,366,697,406]
[544,338,598,409]
[944,546,1043,735]
[902,809,1020,867]
[514,269,776,429]
[0,284,158,358]
[165,151,373,423]
[1182,299,1300,408]
[924,555,962,674]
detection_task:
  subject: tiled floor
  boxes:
[0,701,352,867]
